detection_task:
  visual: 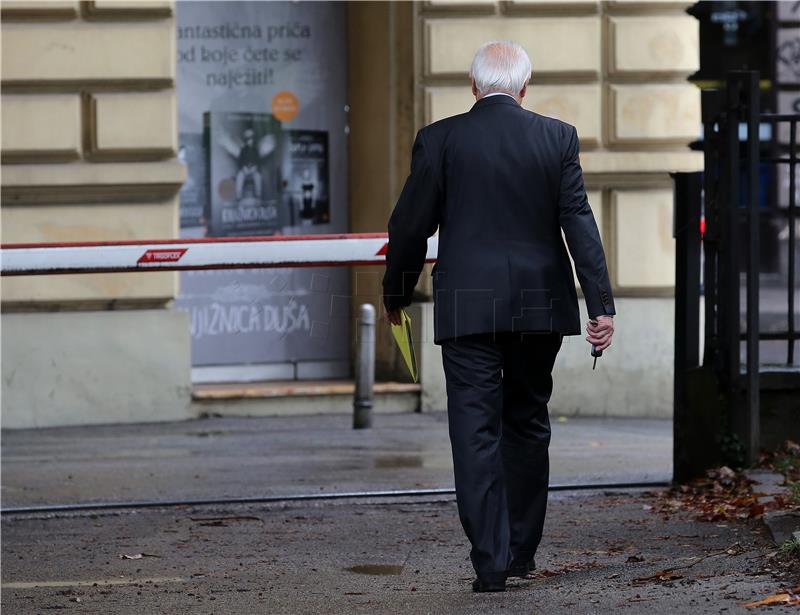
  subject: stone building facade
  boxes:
[2,0,191,426]
[420,0,702,415]
[2,0,701,427]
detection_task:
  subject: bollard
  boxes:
[353,303,376,429]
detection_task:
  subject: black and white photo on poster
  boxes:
[205,111,283,236]
[283,130,329,227]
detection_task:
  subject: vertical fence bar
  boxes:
[674,172,702,371]
[744,71,760,464]
[722,74,742,390]
[673,172,703,481]
[789,119,797,366]
[702,89,722,367]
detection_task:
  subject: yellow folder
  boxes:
[390,309,418,383]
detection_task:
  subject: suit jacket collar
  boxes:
[471,94,521,111]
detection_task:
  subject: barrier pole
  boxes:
[353,304,376,429]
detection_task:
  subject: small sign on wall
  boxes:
[776,91,800,145]
[776,28,800,84]
[778,0,800,23]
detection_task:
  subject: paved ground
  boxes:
[3,491,798,614]
[1,413,671,507]
[2,413,798,613]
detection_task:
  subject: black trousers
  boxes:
[441,331,563,582]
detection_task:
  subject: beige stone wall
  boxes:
[0,1,702,422]
[404,1,704,417]
[418,0,703,295]
[1,1,190,428]
[1,0,183,307]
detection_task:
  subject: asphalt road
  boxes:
[3,491,797,614]
[3,413,798,613]
[1,413,671,508]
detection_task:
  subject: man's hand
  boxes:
[586,315,614,352]
[385,307,402,326]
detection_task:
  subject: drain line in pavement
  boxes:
[0,481,669,517]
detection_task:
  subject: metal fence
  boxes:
[674,70,800,475]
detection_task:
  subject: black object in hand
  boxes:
[591,345,602,370]
[589,319,604,370]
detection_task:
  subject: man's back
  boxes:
[381,39,615,593]
[429,96,562,248]
[384,94,614,342]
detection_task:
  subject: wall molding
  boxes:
[422,0,497,15]
[0,1,78,21]
[603,0,693,15]
[81,92,175,162]
[1,79,174,94]
[501,0,599,15]
[1,160,186,205]
[1,150,81,165]
[81,0,172,21]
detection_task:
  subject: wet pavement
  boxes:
[3,491,798,614]
[2,413,798,613]
[1,413,671,508]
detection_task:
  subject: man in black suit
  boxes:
[382,41,615,592]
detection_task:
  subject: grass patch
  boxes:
[789,483,800,505]
[779,536,800,557]
[774,457,800,474]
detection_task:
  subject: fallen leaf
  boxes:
[632,570,684,585]
[526,561,604,579]
[743,592,800,608]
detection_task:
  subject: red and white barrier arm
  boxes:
[0,233,439,276]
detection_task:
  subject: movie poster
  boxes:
[175,1,349,379]
[205,111,283,236]
[283,130,329,226]
[178,132,207,229]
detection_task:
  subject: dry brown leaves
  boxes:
[742,585,800,608]
[631,569,685,585]
[655,441,800,523]
[629,544,741,587]
[655,466,767,522]
[524,561,605,579]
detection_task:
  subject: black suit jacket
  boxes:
[383,94,615,344]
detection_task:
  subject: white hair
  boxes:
[469,40,532,97]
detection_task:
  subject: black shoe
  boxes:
[472,578,506,593]
[508,559,535,578]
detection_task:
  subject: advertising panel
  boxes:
[175,1,349,378]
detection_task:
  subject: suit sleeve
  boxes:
[558,124,616,319]
[382,130,441,311]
